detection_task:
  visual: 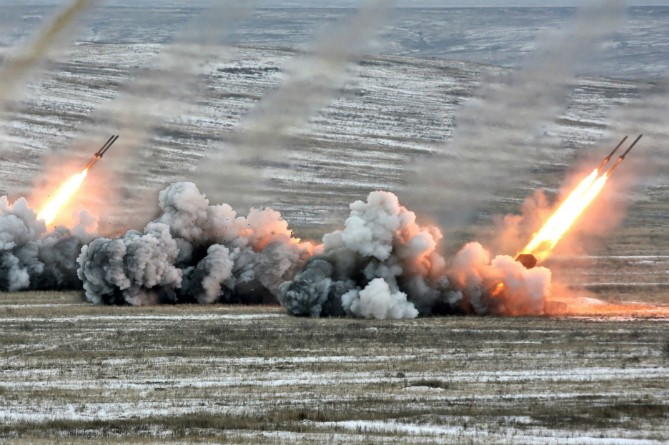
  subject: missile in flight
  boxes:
[84,135,119,170]
[605,134,642,176]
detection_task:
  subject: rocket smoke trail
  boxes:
[197,0,392,211]
[29,2,253,231]
[0,0,95,109]
[404,1,624,229]
[0,0,101,293]
[607,79,669,184]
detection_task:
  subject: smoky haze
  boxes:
[28,1,254,231]
[195,0,392,212]
[0,0,93,102]
[0,0,96,150]
[402,0,625,231]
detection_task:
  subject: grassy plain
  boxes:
[1,291,668,444]
[0,11,667,443]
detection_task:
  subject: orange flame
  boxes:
[521,168,609,262]
[491,282,505,297]
[37,169,89,225]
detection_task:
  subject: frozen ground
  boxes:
[1,292,668,443]
[4,6,669,79]
[0,6,667,442]
[0,43,662,224]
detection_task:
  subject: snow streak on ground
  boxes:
[1,294,668,443]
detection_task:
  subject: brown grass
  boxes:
[1,292,668,443]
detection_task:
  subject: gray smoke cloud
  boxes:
[278,191,551,319]
[198,0,392,211]
[77,182,315,305]
[404,1,625,228]
[0,195,95,291]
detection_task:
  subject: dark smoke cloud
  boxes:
[77,182,315,305]
[278,191,551,319]
[0,195,95,291]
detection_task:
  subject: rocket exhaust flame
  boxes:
[37,136,118,226]
[37,169,88,225]
[520,168,604,262]
[518,135,642,265]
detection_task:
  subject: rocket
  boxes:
[515,134,643,270]
[596,136,627,172]
[604,134,642,176]
[84,135,118,170]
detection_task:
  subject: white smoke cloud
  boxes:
[279,190,550,319]
[342,278,418,319]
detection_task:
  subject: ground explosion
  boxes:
[9,130,658,319]
[69,183,548,318]
[1,1,660,319]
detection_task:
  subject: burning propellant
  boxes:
[516,135,642,267]
[37,136,118,226]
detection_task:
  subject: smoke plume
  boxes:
[0,195,95,291]
[278,191,551,319]
[405,1,624,228]
[77,182,315,306]
[24,2,253,232]
[198,0,392,211]
[0,0,95,109]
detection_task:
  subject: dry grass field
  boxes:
[1,291,668,444]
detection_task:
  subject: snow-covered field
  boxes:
[0,5,668,443]
[1,292,668,443]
